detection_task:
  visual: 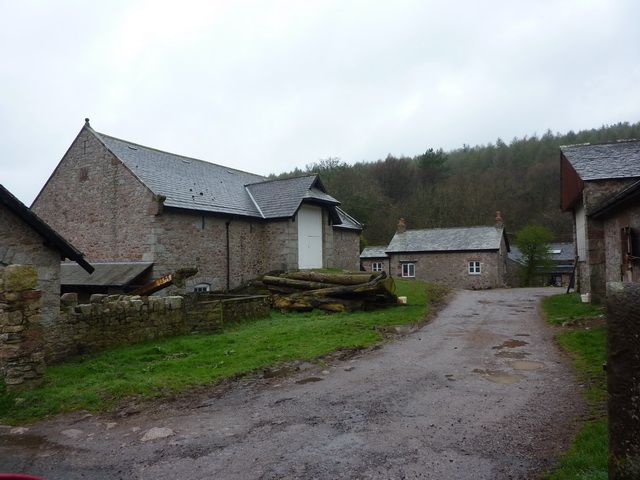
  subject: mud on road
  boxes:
[0,287,585,479]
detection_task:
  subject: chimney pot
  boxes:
[397,217,407,234]
[495,210,504,229]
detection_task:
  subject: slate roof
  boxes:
[360,246,389,258]
[61,262,152,287]
[245,176,338,219]
[591,179,640,219]
[0,185,94,273]
[335,207,363,231]
[561,140,640,181]
[95,131,265,217]
[91,127,357,226]
[386,226,505,253]
[508,243,575,265]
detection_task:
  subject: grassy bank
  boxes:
[0,280,447,424]
[543,294,607,480]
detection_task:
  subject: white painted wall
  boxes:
[297,204,323,269]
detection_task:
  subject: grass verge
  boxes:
[543,293,607,480]
[0,279,448,425]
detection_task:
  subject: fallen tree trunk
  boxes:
[272,295,364,313]
[284,271,378,285]
[262,276,335,290]
[303,276,396,298]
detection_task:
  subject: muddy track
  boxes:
[0,287,584,479]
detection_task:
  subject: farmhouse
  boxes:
[0,184,93,325]
[361,217,509,289]
[32,120,362,293]
[560,140,640,301]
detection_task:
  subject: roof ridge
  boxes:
[95,131,267,179]
[245,174,317,187]
[403,225,497,232]
[560,138,640,149]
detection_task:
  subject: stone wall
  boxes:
[332,229,361,270]
[0,203,61,327]
[578,179,639,302]
[46,292,270,363]
[388,249,506,289]
[602,198,640,284]
[0,265,46,389]
[32,126,159,263]
[361,258,391,273]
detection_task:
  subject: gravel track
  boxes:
[0,287,585,479]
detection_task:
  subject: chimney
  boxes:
[397,217,407,234]
[495,211,504,230]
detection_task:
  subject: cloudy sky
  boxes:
[1,0,639,204]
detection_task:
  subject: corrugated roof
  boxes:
[360,246,389,258]
[61,262,153,287]
[508,243,575,265]
[561,140,640,181]
[245,175,338,218]
[386,226,504,253]
[0,184,94,273]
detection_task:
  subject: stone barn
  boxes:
[560,140,640,301]
[31,120,362,292]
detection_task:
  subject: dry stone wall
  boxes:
[46,293,270,363]
[0,265,46,390]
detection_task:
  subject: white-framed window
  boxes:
[401,263,415,278]
[193,283,211,293]
[372,262,383,272]
[468,261,481,275]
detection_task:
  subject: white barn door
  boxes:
[297,204,323,269]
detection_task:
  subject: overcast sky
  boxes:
[1,0,639,204]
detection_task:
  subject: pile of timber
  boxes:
[263,271,398,313]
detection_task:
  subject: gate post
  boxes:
[606,282,640,479]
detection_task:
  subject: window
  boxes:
[372,262,383,272]
[468,261,481,275]
[401,263,415,278]
[193,283,210,293]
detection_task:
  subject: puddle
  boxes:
[444,374,456,381]
[511,360,545,371]
[492,339,529,350]
[515,333,530,337]
[494,351,529,359]
[296,377,323,384]
[0,433,52,449]
[473,369,522,384]
[446,332,466,337]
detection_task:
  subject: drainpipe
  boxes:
[225,219,231,291]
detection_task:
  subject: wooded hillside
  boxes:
[272,121,640,246]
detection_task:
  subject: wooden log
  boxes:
[262,276,335,290]
[283,271,377,285]
[303,276,396,298]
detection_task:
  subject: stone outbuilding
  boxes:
[1,184,93,388]
[560,140,640,301]
[363,217,509,289]
[507,242,575,287]
[359,246,390,273]
[590,179,640,284]
[31,120,362,293]
[0,184,93,325]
